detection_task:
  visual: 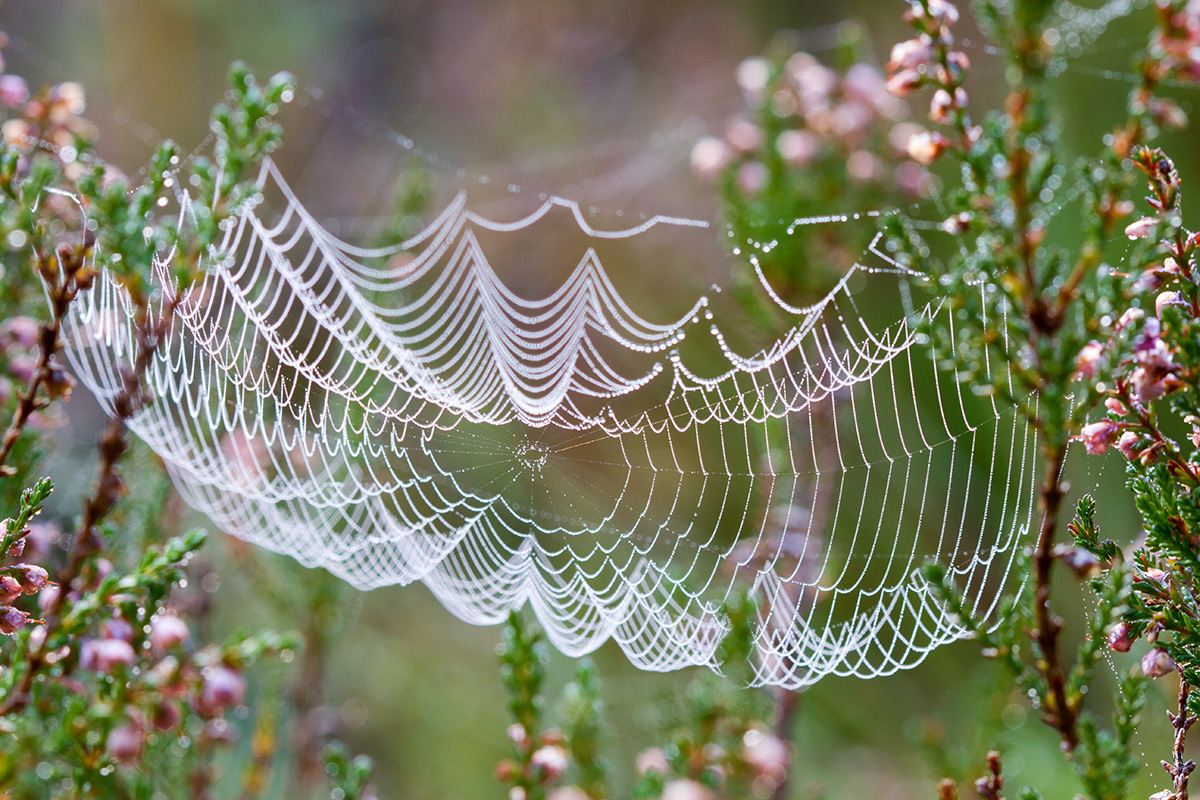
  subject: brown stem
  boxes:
[0,248,79,472]
[1032,443,1077,751]
[0,297,177,718]
[1165,669,1197,800]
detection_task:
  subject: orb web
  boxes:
[62,156,1038,689]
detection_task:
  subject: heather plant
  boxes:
[0,47,375,798]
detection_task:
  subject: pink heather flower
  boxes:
[199,665,247,714]
[1142,647,1175,678]
[776,129,819,167]
[842,64,888,107]
[14,563,48,593]
[150,613,190,652]
[1074,341,1104,380]
[635,747,669,776]
[736,161,769,196]
[736,57,771,101]
[0,75,28,108]
[530,745,569,780]
[151,699,182,731]
[1118,307,1145,328]
[547,788,591,800]
[831,102,873,139]
[1156,290,1184,317]
[1124,217,1157,239]
[885,68,922,97]
[726,118,764,153]
[896,162,933,196]
[930,89,955,124]
[787,59,837,103]
[846,151,884,183]
[1105,397,1127,416]
[888,38,933,72]
[906,131,951,165]
[945,50,970,75]
[0,576,20,605]
[101,616,135,642]
[1060,547,1101,579]
[0,605,31,634]
[1107,622,1134,653]
[1131,339,1180,403]
[0,317,39,350]
[506,723,529,747]
[1148,97,1188,130]
[83,638,136,672]
[1119,431,1144,460]
[689,137,730,181]
[940,212,972,234]
[7,355,35,383]
[662,779,715,800]
[926,0,961,25]
[743,729,789,779]
[106,722,144,764]
[1079,419,1118,455]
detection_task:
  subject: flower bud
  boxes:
[530,744,569,780]
[149,612,190,652]
[1116,431,1141,461]
[507,722,529,748]
[101,616,135,642]
[198,665,247,714]
[150,700,182,731]
[547,788,591,800]
[1107,622,1134,653]
[736,162,769,196]
[0,75,28,109]
[82,637,136,672]
[662,779,715,800]
[906,131,951,165]
[14,563,48,593]
[1105,397,1127,416]
[0,605,31,634]
[1142,647,1175,678]
[743,728,789,780]
[0,575,20,605]
[493,759,519,782]
[888,39,933,72]
[105,722,144,765]
[885,68,922,97]
[1124,217,1156,240]
[1078,419,1119,455]
[689,137,729,181]
[636,746,669,776]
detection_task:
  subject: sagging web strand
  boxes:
[63,159,1038,689]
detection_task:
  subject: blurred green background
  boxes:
[5,0,1200,797]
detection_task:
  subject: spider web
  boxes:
[61,157,1038,688]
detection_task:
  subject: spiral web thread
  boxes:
[61,157,1038,688]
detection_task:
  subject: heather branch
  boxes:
[1163,670,1196,800]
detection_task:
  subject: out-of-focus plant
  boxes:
[691,29,931,324]
[0,42,376,798]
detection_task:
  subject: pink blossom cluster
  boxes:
[631,725,790,799]
[495,724,574,800]
[690,50,931,198]
[0,69,98,179]
[884,0,976,167]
